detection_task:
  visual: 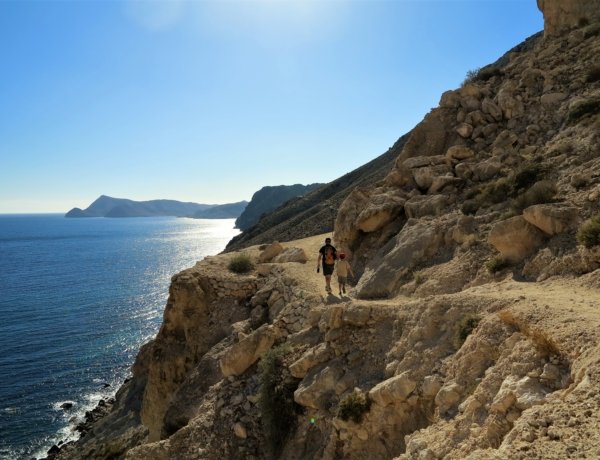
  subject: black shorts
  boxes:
[322,263,335,276]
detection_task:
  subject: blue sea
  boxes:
[0,214,240,460]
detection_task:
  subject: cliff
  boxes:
[51,3,600,459]
[235,184,323,231]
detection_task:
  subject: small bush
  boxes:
[453,314,481,349]
[477,65,503,82]
[512,180,557,211]
[337,390,372,424]
[413,271,425,286]
[486,256,510,273]
[514,163,544,191]
[258,345,300,458]
[228,253,254,274]
[461,199,480,215]
[567,98,600,125]
[462,68,480,86]
[583,22,600,39]
[577,214,600,248]
[463,66,503,86]
[586,65,600,83]
[478,178,512,206]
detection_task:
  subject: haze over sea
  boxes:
[0,214,239,460]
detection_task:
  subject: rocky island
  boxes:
[51,1,600,459]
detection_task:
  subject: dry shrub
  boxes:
[512,180,557,211]
[497,310,561,357]
[228,252,254,274]
[486,256,510,273]
[337,389,372,423]
[577,214,600,248]
[567,98,600,125]
[453,313,481,349]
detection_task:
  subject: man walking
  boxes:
[317,237,337,293]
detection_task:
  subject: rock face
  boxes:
[537,0,600,36]
[234,184,323,231]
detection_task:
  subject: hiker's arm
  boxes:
[317,253,322,270]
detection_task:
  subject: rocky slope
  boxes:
[51,2,600,459]
[235,184,324,231]
[225,142,403,252]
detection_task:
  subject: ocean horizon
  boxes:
[0,214,240,460]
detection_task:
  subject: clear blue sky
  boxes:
[0,0,543,213]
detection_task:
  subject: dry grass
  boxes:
[497,310,561,357]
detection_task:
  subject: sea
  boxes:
[0,214,240,460]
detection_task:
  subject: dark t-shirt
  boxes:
[319,244,337,266]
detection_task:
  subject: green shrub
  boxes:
[512,180,557,211]
[337,390,372,424]
[462,68,480,86]
[453,314,481,349]
[413,271,425,286]
[258,345,300,458]
[577,214,600,248]
[486,256,510,274]
[228,252,254,274]
[567,98,600,125]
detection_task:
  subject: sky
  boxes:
[0,0,544,213]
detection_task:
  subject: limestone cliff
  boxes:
[52,4,600,460]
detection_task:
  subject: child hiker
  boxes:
[336,252,354,296]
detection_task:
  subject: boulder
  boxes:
[404,195,448,219]
[540,92,568,106]
[219,325,278,376]
[482,97,503,121]
[439,90,461,108]
[456,123,474,138]
[258,242,284,263]
[369,372,417,406]
[403,155,448,169]
[273,247,308,264]
[522,203,579,235]
[488,216,546,262]
[435,382,462,414]
[497,82,524,119]
[446,146,474,161]
[356,219,444,299]
[289,343,332,379]
[294,363,344,409]
[413,164,453,190]
[356,191,406,233]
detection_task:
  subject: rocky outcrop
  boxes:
[537,0,600,36]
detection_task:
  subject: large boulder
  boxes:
[356,219,444,299]
[369,372,416,407]
[258,242,284,263]
[488,216,546,262]
[404,195,448,219]
[272,247,308,264]
[219,325,278,377]
[356,191,406,233]
[522,203,579,235]
[537,0,600,37]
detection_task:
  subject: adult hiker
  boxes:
[317,237,337,293]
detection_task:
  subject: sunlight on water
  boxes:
[0,215,240,460]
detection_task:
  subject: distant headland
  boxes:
[65,195,248,219]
